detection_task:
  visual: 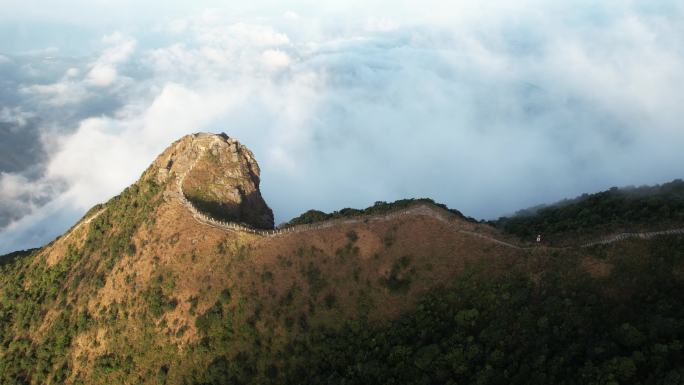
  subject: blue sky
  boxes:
[1,0,683,253]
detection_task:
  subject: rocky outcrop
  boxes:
[153,133,274,229]
[148,133,684,249]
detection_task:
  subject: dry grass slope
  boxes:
[1,134,682,385]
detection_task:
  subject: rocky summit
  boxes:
[155,133,274,229]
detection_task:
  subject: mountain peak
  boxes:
[2,133,683,385]
[152,132,274,229]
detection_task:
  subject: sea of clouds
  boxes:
[0,0,683,253]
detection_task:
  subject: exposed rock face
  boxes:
[154,132,274,229]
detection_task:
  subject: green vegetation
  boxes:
[302,262,327,298]
[188,296,199,315]
[219,288,232,304]
[323,292,337,309]
[383,226,397,248]
[2,173,684,385]
[93,354,134,377]
[0,248,37,266]
[0,177,164,385]
[285,198,476,227]
[0,246,82,384]
[190,237,684,384]
[195,300,225,336]
[144,273,179,318]
[336,231,360,261]
[86,178,162,265]
[496,179,684,244]
[380,255,415,294]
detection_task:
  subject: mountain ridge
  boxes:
[19,132,684,257]
[1,133,683,385]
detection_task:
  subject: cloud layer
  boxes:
[1,1,683,253]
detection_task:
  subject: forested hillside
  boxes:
[0,135,682,384]
[495,179,684,244]
[4,233,682,384]
[249,236,684,385]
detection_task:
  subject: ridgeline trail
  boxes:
[61,208,106,242]
[171,148,684,250]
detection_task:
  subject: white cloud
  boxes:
[196,22,290,47]
[40,82,242,212]
[65,67,80,78]
[283,11,300,20]
[261,49,291,69]
[168,18,189,34]
[85,64,118,87]
[147,19,294,78]
[19,81,87,106]
[0,171,65,234]
[100,32,136,62]
[85,32,136,87]
[0,195,78,254]
[0,173,49,203]
[364,17,398,32]
[19,33,137,105]
[3,1,684,253]
[46,118,145,205]
[0,107,33,131]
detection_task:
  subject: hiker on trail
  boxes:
[536,234,542,243]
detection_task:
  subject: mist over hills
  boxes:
[0,134,683,385]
